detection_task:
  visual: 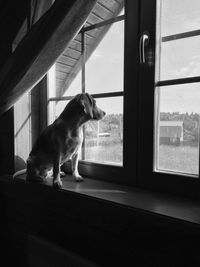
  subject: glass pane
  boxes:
[62,71,81,97]
[48,100,70,124]
[84,97,123,165]
[158,36,200,80]
[155,84,200,176]
[119,8,124,16]
[54,33,82,98]
[48,64,56,98]
[85,20,124,94]
[55,101,70,119]
[156,0,200,81]
[159,0,200,36]
[48,101,56,124]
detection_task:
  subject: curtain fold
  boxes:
[30,0,54,26]
[0,0,97,115]
[13,0,54,51]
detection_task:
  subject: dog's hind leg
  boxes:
[26,157,44,183]
[53,156,63,189]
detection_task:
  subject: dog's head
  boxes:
[76,93,106,120]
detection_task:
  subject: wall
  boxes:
[0,1,28,175]
[0,110,14,175]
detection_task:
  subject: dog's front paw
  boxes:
[53,179,63,189]
[73,174,84,182]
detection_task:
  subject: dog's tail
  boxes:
[13,169,26,179]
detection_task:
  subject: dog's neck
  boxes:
[59,106,89,129]
[65,114,88,128]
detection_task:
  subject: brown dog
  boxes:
[14,93,105,189]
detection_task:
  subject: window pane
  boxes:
[154,84,200,176]
[159,0,200,36]
[84,97,123,165]
[62,71,81,97]
[48,101,56,124]
[85,20,124,94]
[54,33,82,98]
[158,36,200,80]
[48,100,70,124]
[55,101,70,119]
[48,65,56,98]
[119,8,124,16]
[156,0,200,81]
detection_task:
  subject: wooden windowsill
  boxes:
[10,173,200,229]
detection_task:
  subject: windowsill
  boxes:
[11,173,200,229]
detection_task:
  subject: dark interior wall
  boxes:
[0,1,28,175]
[0,109,14,174]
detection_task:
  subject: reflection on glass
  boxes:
[85,20,124,94]
[84,97,123,165]
[155,85,199,176]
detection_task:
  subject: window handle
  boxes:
[139,32,149,64]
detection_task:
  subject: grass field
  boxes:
[158,145,198,175]
[85,137,123,165]
[84,137,198,176]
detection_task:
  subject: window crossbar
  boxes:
[48,91,124,102]
[156,76,200,87]
[80,15,125,33]
[162,29,200,42]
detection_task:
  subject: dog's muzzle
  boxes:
[93,107,106,120]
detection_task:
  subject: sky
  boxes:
[158,0,200,113]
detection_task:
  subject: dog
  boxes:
[13,93,105,189]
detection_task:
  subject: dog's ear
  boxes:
[77,93,93,118]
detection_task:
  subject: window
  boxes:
[46,0,200,197]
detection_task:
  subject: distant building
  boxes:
[159,121,183,145]
[98,132,110,137]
